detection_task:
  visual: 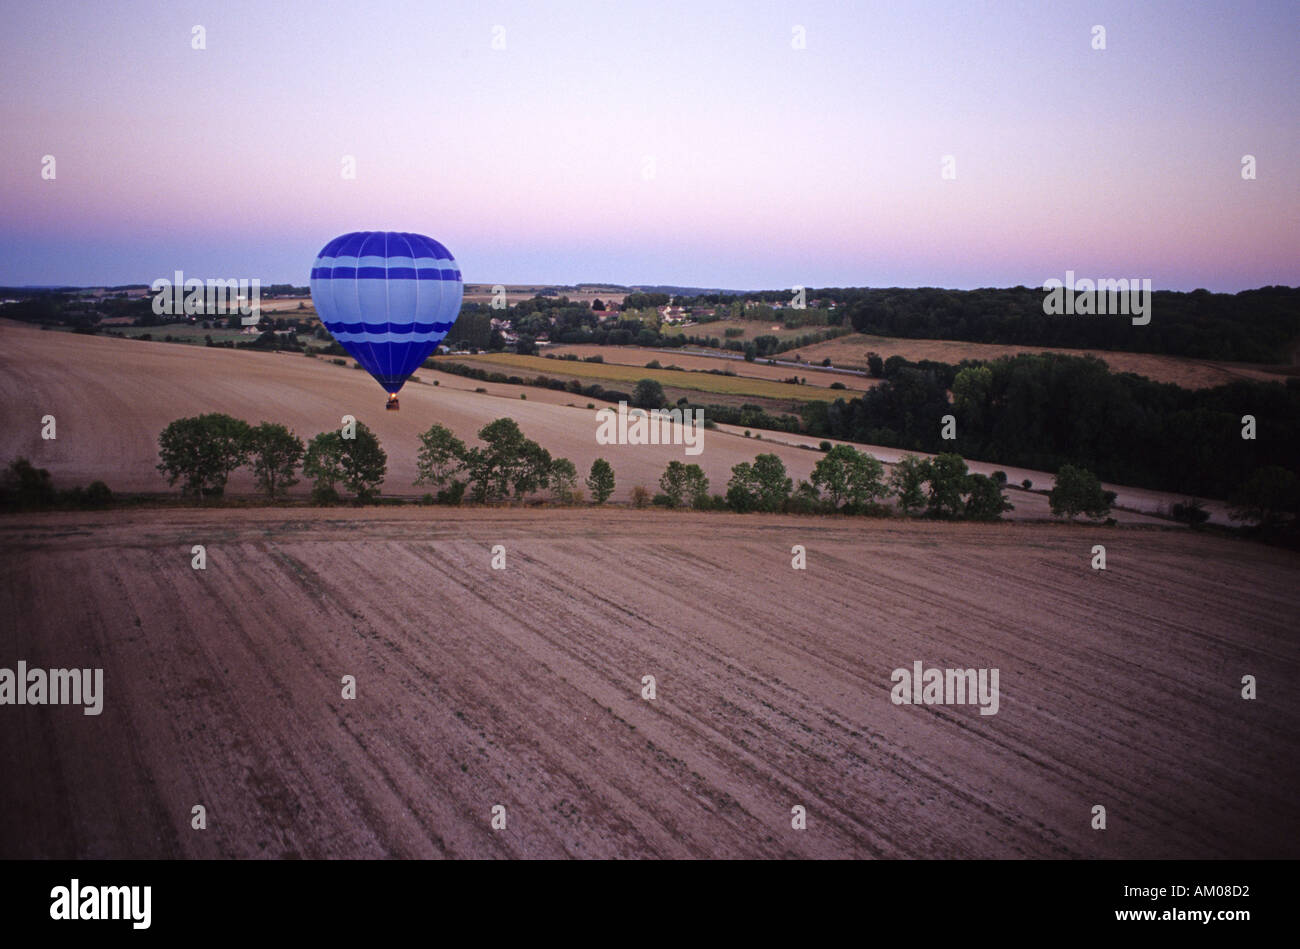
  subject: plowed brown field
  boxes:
[2,508,1296,858]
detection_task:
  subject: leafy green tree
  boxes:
[415,423,467,491]
[632,378,666,409]
[659,461,689,508]
[889,454,928,514]
[1049,465,1115,521]
[659,461,709,509]
[304,422,387,502]
[83,480,112,507]
[811,444,887,510]
[462,447,494,503]
[924,453,969,518]
[964,473,1014,521]
[548,457,579,503]
[587,458,616,504]
[436,480,466,505]
[303,431,344,503]
[513,440,552,500]
[157,413,251,499]
[750,453,793,511]
[443,308,493,350]
[785,479,824,514]
[0,457,56,509]
[1229,466,1299,526]
[464,417,528,503]
[459,417,553,504]
[952,365,994,433]
[726,461,761,512]
[340,424,387,500]
[622,291,669,311]
[245,422,304,499]
[682,463,710,508]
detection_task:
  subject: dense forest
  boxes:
[680,285,1300,363]
[799,352,1299,500]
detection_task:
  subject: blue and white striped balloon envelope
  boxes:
[310,231,463,397]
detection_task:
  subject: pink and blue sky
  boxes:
[1,0,1295,290]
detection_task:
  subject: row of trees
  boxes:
[153,413,1021,520]
[156,414,385,502]
[149,413,1293,531]
[413,419,615,506]
[155,413,619,507]
[0,457,112,510]
[643,446,1025,521]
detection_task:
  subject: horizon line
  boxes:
[4,281,1298,296]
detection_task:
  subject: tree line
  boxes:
[799,351,1300,503]
[645,447,1021,521]
[152,413,616,507]
[674,285,1300,363]
[7,412,1292,537]
[146,412,1128,526]
[145,413,1021,520]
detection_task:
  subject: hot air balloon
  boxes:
[310,231,463,409]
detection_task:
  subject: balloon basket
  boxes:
[385,395,400,411]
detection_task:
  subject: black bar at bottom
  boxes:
[0,858,1280,937]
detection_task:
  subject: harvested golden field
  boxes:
[1,508,1296,858]
[0,320,1217,523]
[255,298,315,313]
[788,334,1292,389]
[0,321,839,502]
[545,344,877,392]
[432,352,846,402]
[661,318,831,343]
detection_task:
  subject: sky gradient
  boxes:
[1,0,1296,290]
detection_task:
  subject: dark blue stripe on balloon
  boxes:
[313,231,457,264]
[324,321,456,334]
[311,267,460,280]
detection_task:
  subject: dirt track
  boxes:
[2,508,1296,858]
